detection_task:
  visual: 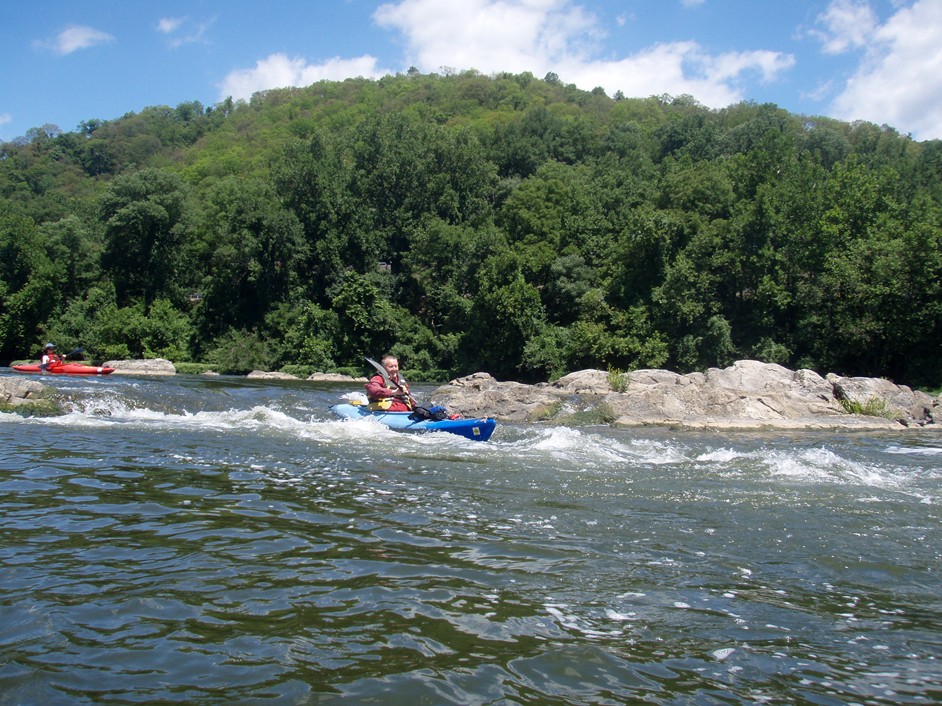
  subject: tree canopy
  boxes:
[2,71,940,386]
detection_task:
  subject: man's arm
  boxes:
[365,375,397,398]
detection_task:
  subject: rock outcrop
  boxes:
[0,375,61,415]
[307,372,369,382]
[247,370,299,380]
[431,360,939,431]
[248,371,368,382]
[103,358,177,376]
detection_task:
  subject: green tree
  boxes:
[814,193,942,382]
[273,131,357,299]
[43,284,120,359]
[140,298,193,360]
[399,219,489,335]
[51,291,193,361]
[265,299,339,371]
[464,252,546,378]
[39,215,103,300]
[329,270,401,366]
[349,112,497,268]
[0,211,62,358]
[193,176,307,344]
[203,328,274,374]
[99,168,194,307]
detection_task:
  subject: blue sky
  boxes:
[2,0,941,142]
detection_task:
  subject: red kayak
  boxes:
[12,363,115,376]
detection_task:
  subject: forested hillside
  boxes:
[2,70,941,384]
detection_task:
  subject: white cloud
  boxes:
[831,0,942,139]
[218,0,794,110]
[373,0,793,106]
[157,17,185,34]
[38,25,115,55]
[0,113,11,126]
[559,42,794,107]
[680,0,706,7]
[218,53,387,101]
[802,80,835,102]
[810,0,878,54]
[374,0,600,74]
[157,16,213,48]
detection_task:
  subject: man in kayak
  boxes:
[365,355,414,411]
[39,343,62,372]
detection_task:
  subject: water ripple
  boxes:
[1,376,940,703]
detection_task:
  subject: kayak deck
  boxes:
[331,403,496,441]
[12,364,115,376]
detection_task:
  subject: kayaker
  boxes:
[365,355,414,411]
[39,343,62,371]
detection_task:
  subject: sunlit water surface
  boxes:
[1,373,940,705]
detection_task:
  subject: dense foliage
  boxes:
[2,71,941,384]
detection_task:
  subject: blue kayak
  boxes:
[331,403,496,441]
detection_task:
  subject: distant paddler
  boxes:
[39,343,63,372]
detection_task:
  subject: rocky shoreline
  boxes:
[3,359,939,431]
[428,360,940,431]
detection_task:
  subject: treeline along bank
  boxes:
[2,70,941,386]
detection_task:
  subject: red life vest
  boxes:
[366,374,412,411]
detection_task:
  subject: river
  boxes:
[1,372,940,705]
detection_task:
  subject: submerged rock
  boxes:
[431,360,939,431]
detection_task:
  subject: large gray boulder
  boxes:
[599,361,849,430]
[0,375,60,414]
[103,358,176,375]
[1,375,48,406]
[307,372,369,382]
[827,373,937,427]
[248,370,299,380]
[431,372,563,421]
[431,360,939,431]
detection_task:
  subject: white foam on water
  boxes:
[12,409,113,428]
[764,446,902,488]
[697,448,745,464]
[520,426,688,469]
[884,445,942,456]
[339,391,368,404]
[690,442,913,491]
[44,395,402,446]
[605,609,638,621]
[687,441,941,502]
[17,384,938,500]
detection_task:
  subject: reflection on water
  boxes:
[1,373,940,704]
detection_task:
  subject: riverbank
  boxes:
[4,359,939,431]
[429,360,940,431]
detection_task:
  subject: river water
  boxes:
[1,373,940,705]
